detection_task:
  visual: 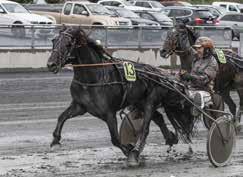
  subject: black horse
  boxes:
[160,25,243,126]
[47,26,196,166]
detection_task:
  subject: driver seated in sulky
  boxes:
[179,36,219,116]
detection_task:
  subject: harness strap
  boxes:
[72,79,125,87]
[65,62,121,68]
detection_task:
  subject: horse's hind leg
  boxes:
[127,101,154,166]
[235,87,243,132]
[51,101,86,147]
[221,88,236,116]
[152,110,178,147]
[237,88,243,122]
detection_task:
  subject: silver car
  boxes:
[216,13,243,40]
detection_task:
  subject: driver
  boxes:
[180,36,219,116]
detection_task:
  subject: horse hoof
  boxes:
[126,151,139,167]
[50,140,61,148]
[234,121,241,134]
[167,146,172,153]
[50,143,61,151]
[188,147,193,155]
[165,131,178,146]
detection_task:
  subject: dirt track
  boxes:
[0,72,243,177]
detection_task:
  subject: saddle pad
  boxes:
[215,49,227,64]
[123,62,136,81]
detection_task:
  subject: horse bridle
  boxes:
[167,29,189,56]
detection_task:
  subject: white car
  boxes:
[0,0,55,38]
[97,0,147,11]
[132,0,164,12]
[212,2,243,13]
[216,13,243,40]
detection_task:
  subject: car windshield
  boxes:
[122,1,133,6]
[86,4,113,15]
[196,10,213,18]
[212,6,227,14]
[151,12,172,21]
[150,1,164,8]
[2,3,29,13]
[160,9,170,15]
[116,8,139,18]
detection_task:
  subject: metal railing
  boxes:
[0,24,233,50]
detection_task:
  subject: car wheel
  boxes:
[11,23,26,38]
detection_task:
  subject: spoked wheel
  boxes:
[119,110,144,146]
[207,116,236,167]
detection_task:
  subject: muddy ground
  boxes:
[0,72,242,177]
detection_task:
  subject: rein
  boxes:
[65,62,122,68]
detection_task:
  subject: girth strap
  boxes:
[72,79,125,87]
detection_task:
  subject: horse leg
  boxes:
[221,88,236,116]
[235,88,243,132]
[127,101,154,166]
[152,110,178,149]
[51,101,86,147]
[105,113,129,156]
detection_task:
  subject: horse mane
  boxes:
[186,27,199,45]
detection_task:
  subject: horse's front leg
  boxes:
[105,113,129,156]
[51,101,86,147]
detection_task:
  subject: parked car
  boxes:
[160,6,217,26]
[107,6,160,28]
[192,5,227,18]
[215,13,243,40]
[212,2,243,13]
[0,0,55,38]
[135,10,173,26]
[159,1,192,7]
[132,0,164,11]
[97,0,147,11]
[27,1,132,27]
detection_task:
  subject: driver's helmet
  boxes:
[193,37,214,49]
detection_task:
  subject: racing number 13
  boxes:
[124,62,136,81]
[125,62,135,76]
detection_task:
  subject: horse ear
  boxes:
[59,24,67,34]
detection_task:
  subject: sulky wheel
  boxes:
[119,110,144,146]
[207,116,236,167]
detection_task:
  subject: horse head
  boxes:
[160,23,196,58]
[160,28,179,58]
[47,26,88,73]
